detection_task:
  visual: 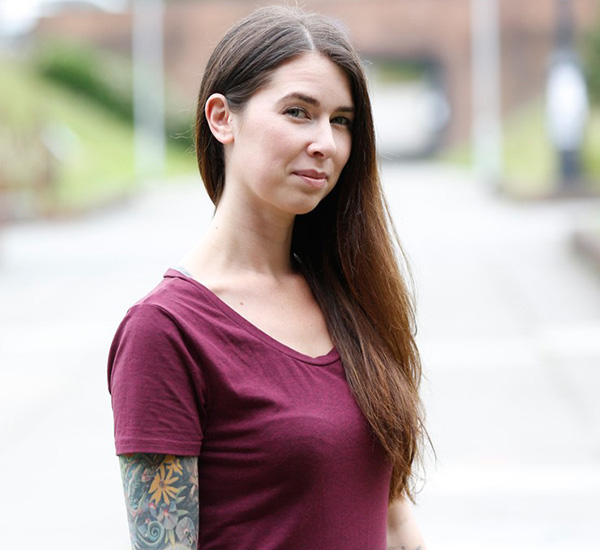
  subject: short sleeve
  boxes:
[108,304,206,456]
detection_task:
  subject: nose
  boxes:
[307,120,337,158]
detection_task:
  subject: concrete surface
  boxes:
[1,163,599,549]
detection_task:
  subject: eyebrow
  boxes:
[280,92,354,114]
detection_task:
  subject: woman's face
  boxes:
[222,52,354,218]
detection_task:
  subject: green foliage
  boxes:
[583,14,600,104]
[35,39,194,150]
[0,57,195,217]
[368,58,430,85]
[37,40,134,120]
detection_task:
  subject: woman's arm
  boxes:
[386,498,427,550]
[119,453,199,550]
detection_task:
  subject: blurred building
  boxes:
[30,0,600,154]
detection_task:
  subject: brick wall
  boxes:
[34,0,600,145]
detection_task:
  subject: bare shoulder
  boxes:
[119,454,199,549]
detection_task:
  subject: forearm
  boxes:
[387,498,427,550]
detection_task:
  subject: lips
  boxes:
[294,169,328,180]
[293,169,329,190]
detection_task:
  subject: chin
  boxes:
[288,190,333,216]
[289,199,324,216]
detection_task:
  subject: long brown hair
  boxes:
[195,5,426,502]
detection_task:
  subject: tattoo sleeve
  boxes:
[119,454,199,550]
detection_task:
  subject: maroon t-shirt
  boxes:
[108,269,392,549]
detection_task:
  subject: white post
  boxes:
[132,0,165,182]
[470,0,503,189]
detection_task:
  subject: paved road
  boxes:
[383,164,600,549]
[1,163,599,549]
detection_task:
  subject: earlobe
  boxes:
[205,93,234,144]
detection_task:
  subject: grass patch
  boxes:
[0,56,196,216]
[582,107,600,180]
[441,98,600,198]
[501,99,554,198]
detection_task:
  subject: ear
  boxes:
[205,93,234,144]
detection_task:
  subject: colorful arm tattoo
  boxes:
[119,454,199,549]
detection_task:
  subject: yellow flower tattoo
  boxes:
[163,455,184,476]
[149,467,180,505]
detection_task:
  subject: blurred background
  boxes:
[1,0,599,548]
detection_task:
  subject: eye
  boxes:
[285,107,309,119]
[331,115,353,129]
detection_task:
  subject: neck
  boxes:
[182,189,297,280]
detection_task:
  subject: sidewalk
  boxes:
[383,163,600,549]
[0,176,212,549]
[1,163,599,549]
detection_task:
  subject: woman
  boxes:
[109,5,427,549]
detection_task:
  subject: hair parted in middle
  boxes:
[195,5,426,503]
